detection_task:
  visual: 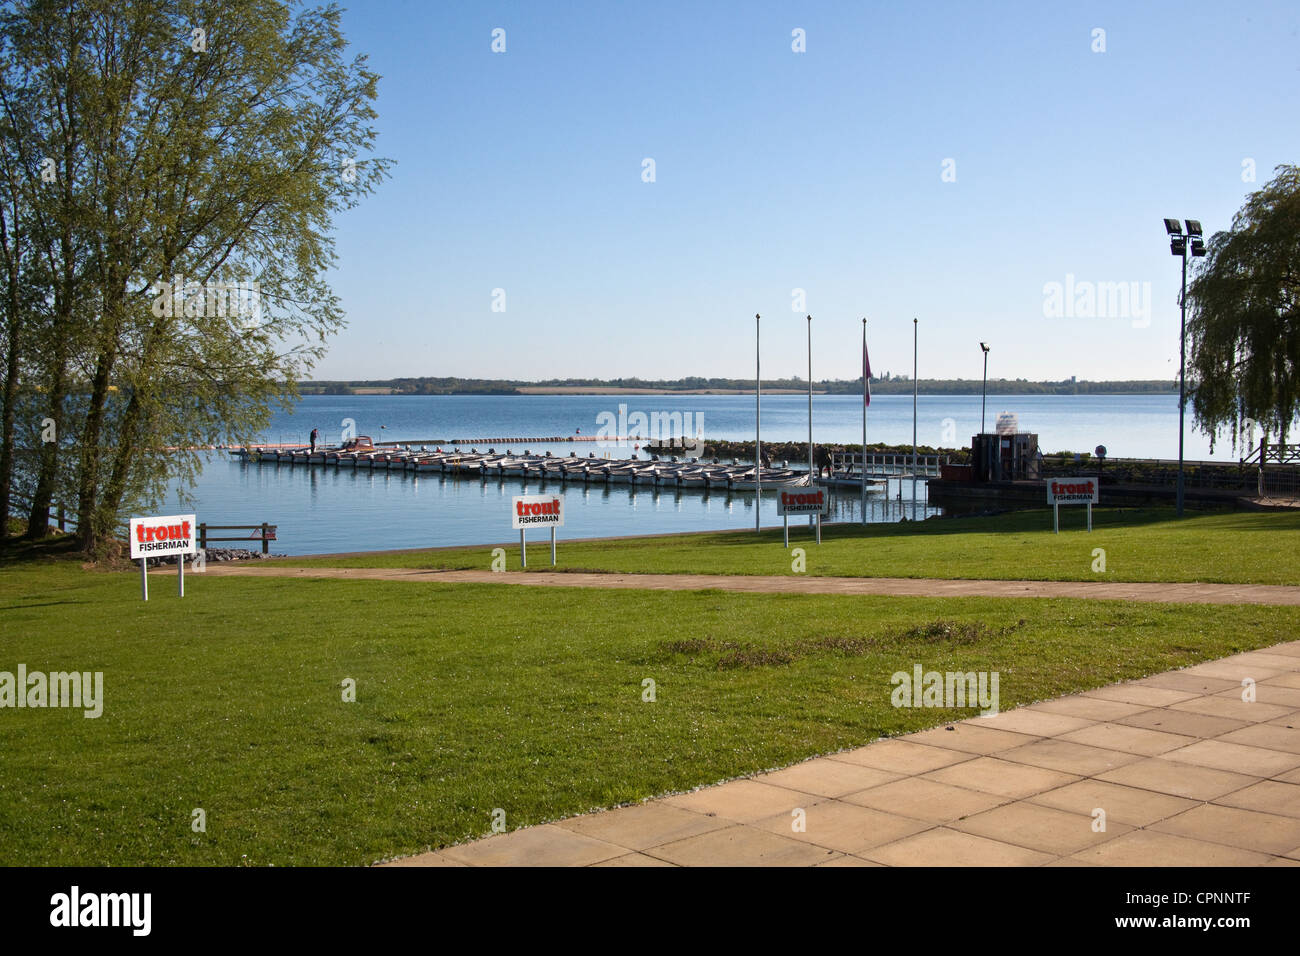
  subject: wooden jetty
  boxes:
[229,443,844,492]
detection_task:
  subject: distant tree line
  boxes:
[299,376,1178,396]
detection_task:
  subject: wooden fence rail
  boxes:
[197,522,278,555]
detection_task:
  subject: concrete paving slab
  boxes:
[553,801,729,851]
[1115,708,1248,739]
[1081,684,1202,707]
[437,824,628,867]
[826,738,973,775]
[1213,780,1300,819]
[1027,779,1199,827]
[1162,739,1300,777]
[1150,805,1300,856]
[1095,757,1260,801]
[648,825,840,867]
[1135,673,1242,695]
[1168,696,1293,723]
[1216,723,1300,754]
[922,756,1080,799]
[592,853,677,867]
[661,779,823,824]
[1028,695,1153,722]
[1057,722,1197,756]
[1068,829,1274,867]
[841,776,1009,822]
[758,758,902,798]
[905,723,1041,755]
[751,801,933,854]
[965,709,1097,737]
[996,738,1145,776]
[1215,685,1300,708]
[862,827,1055,866]
[950,801,1129,856]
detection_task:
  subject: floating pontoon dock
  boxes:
[229,444,881,493]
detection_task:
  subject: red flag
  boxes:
[863,340,872,407]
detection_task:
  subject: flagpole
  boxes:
[912,317,918,520]
[755,313,761,532]
[862,317,868,526]
[807,314,814,528]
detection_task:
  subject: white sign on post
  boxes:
[129,514,197,600]
[1046,478,1098,533]
[512,495,563,567]
[777,489,829,546]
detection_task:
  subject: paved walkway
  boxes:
[197,564,1300,606]
[382,642,1300,866]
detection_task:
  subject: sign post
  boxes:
[1045,478,1098,534]
[512,494,564,566]
[776,489,829,546]
[129,514,198,601]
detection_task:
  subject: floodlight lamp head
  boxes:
[1185,220,1203,236]
[1163,218,1184,236]
[980,342,989,352]
[1170,236,1187,256]
[1191,237,1206,257]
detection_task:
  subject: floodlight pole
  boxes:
[862,318,868,527]
[807,314,814,528]
[1177,246,1187,518]
[981,345,989,433]
[1164,216,1202,518]
[756,313,761,532]
[912,318,918,521]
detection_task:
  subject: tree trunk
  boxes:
[0,202,22,540]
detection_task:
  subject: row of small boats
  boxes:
[231,445,826,490]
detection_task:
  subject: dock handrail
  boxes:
[831,451,943,478]
[1241,438,1300,467]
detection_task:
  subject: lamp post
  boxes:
[979,342,990,433]
[1162,218,1206,518]
[755,313,761,531]
[912,317,918,520]
[807,314,815,528]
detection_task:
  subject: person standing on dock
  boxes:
[310,428,318,453]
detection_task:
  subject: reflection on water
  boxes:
[165,456,937,555]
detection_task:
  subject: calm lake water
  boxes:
[165,393,1232,555]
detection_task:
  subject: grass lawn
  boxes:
[1,557,1297,865]
[291,507,1300,586]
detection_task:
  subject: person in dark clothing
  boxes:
[310,428,318,453]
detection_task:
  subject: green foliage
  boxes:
[1187,165,1300,449]
[0,0,390,549]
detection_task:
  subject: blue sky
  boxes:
[319,0,1299,383]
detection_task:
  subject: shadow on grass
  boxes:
[689,507,1187,550]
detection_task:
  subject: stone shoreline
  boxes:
[145,548,286,568]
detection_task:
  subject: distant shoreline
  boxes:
[303,378,1178,397]
[515,386,822,395]
[307,387,1177,397]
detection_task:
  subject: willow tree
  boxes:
[1186,165,1300,452]
[0,0,389,551]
